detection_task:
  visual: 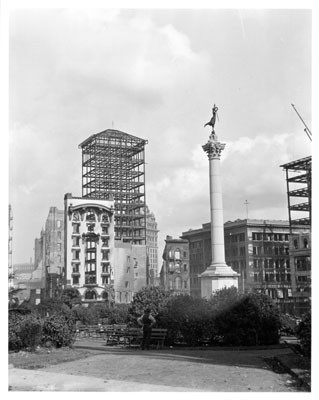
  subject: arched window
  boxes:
[84,290,97,300]
[102,291,109,300]
[101,213,109,223]
[169,280,174,289]
[86,210,96,222]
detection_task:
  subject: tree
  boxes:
[61,288,81,309]
[128,286,172,325]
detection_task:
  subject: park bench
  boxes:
[126,328,167,349]
[105,324,128,345]
[76,324,167,349]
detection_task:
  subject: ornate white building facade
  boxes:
[64,193,115,303]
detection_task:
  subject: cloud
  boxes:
[8,9,312,264]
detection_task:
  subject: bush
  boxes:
[209,286,241,313]
[9,311,25,351]
[42,313,76,348]
[212,292,281,346]
[9,312,43,351]
[295,311,311,357]
[71,303,129,325]
[72,305,99,325]
[158,295,213,346]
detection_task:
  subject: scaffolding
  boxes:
[79,129,148,244]
[281,156,311,229]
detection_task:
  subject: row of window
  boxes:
[253,258,290,269]
[167,249,187,259]
[225,232,245,243]
[168,277,188,290]
[72,210,110,223]
[168,263,188,273]
[252,232,289,242]
[72,275,110,286]
[253,246,289,256]
[72,250,109,261]
[72,224,109,235]
[295,257,311,271]
[253,273,291,282]
[225,246,246,257]
[263,288,293,299]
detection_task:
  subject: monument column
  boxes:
[201,105,239,298]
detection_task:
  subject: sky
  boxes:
[6,3,314,265]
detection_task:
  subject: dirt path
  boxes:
[12,346,299,392]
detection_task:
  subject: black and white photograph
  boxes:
[4,0,317,395]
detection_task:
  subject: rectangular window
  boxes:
[57,220,61,229]
[73,276,79,284]
[102,276,109,284]
[252,232,262,241]
[57,243,62,251]
[73,224,79,233]
[57,231,62,240]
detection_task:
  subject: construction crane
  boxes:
[291,104,312,141]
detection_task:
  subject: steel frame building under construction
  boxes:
[281,155,311,314]
[281,156,311,228]
[79,129,148,245]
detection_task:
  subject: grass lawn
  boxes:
[9,347,102,370]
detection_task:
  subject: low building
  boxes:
[113,241,148,303]
[161,236,190,295]
[181,219,310,314]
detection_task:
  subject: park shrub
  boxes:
[42,313,76,348]
[158,295,213,346]
[295,311,311,357]
[212,292,281,346]
[72,305,99,325]
[106,303,129,324]
[208,286,241,313]
[71,303,129,325]
[128,286,172,326]
[9,312,43,351]
[9,311,26,351]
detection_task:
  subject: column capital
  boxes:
[202,134,226,159]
